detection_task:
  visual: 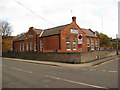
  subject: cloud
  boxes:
[0,0,119,38]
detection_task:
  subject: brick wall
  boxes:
[41,35,60,51]
[60,22,87,52]
[13,41,21,52]
[80,50,116,63]
[3,50,117,64]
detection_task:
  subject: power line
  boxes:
[14,0,55,26]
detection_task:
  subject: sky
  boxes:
[0,0,119,38]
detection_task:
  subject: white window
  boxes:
[20,42,24,51]
[22,43,24,51]
[26,42,29,51]
[96,40,98,47]
[20,42,22,51]
[28,34,34,38]
[66,37,71,51]
[87,39,90,47]
[40,39,43,51]
[34,41,36,51]
[73,37,77,50]
[95,39,99,50]
[91,39,94,50]
[30,41,32,51]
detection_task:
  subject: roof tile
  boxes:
[82,28,98,37]
[41,24,70,37]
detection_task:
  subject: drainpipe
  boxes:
[36,35,37,52]
[116,34,119,55]
[39,30,44,52]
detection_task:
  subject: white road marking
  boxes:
[3,65,32,73]
[46,75,108,89]
[93,58,119,67]
[102,70,106,72]
[89,69,96,71]
[82,68,117,73]
[108,71,117,73]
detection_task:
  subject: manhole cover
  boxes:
[42,79,52,82]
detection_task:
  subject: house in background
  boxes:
[13,16,100,52]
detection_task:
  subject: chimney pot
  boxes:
[29,27,34,30]
[72,16,76,22]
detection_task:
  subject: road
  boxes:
[2,57,119,89]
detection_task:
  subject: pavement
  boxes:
[2,55,120,68]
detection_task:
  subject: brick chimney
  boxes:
[72,16,76,22]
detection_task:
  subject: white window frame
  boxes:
[40,39,43,51]
[87,39,90,47]
[22,43,24,51]
[30,41,32,51]
[26,42,29,51]
[91,39,94,50]
[73,37,77,50]
[96,40,98,47]
[95,39,99,50]
[66,37,71,51]
[20,42,22,51]
[34,40,36,51]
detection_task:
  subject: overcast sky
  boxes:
[0,0,119,38]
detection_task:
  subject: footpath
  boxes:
[2,55,120,68]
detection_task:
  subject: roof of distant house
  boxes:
[14,34,26,41]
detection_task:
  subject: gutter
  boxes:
[86,36,99,38]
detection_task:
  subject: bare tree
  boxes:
[0,20,13,39]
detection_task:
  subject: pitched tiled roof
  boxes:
[41,24,70,37]
[14,25,98,42]
[14,28,43,41]
[82,28,98,38]
[14,34,26,41]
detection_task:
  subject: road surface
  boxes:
[2,57,119,89]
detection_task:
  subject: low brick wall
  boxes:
[80,50,116,63]
[2,50,117,64]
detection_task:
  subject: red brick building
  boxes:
[13,17,100,52]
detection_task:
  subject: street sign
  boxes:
[78,35,83,44]
[70,29,78,34]
[78,44,82,48]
